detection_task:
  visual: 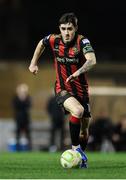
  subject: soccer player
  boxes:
[29,12,96,168]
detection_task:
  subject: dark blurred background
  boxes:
[0,0,126,152]
[0,0,126,61]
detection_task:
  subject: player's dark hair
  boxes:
[59,12,78,27]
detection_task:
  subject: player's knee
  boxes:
[73,106,84,118]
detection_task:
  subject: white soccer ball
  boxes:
[60,149,82,168]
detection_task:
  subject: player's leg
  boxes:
[79,101,91,151]
[56,91,87,167]
[75,99,91,168]
[75,117,90,168]
[63,96,84,148]
[56,90,84,147]
[63,96,89,168]
[79,117,90,151]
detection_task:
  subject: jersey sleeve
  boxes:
[42,34,51,46]
[42,34,55,48]
[80,38,94,54]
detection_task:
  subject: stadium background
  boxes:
[0,0,126,151]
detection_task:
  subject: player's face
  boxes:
[59,23,77,44]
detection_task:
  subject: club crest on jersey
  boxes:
[73,47,79,55]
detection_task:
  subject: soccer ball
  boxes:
[60,149,82,168]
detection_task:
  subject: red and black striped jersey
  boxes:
[42,34,94,98]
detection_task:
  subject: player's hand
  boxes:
[29,64,38,75]
[66,71,80,83]
[66,74,77,83]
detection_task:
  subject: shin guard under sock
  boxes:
[69,116,80,146]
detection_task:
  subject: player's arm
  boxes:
[66,38,96,83]
[66,52,96,82]
[76,52,96,74]
[29,40,45,75]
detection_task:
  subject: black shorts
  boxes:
[55,90,91,118]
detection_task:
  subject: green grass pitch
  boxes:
[0,151,126,179]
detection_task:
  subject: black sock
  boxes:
[69,122,80,146]
[79,136,88,151]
